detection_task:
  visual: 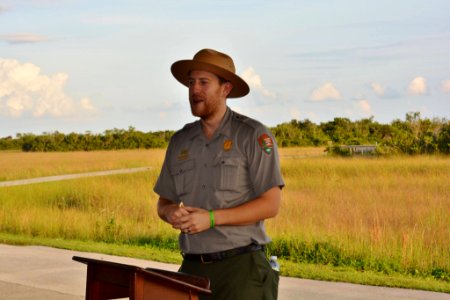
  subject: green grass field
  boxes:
[0,149,449,292]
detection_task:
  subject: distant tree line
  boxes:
[272,112,449,155]
[0,112,448,155]
[0,127,173,152]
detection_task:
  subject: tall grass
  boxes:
[0,149,448,282]
[0,149,166,181]
[268,155,449,280]
[0,171,172,236]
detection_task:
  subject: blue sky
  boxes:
[0,0,449,137]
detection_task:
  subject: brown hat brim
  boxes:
[171,60,250,98]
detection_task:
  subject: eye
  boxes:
[188,79,195,86]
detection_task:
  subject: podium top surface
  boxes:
[73,255,211,295]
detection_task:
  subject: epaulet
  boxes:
[232,111,262,130]
[171,121,197,139]
[181,121,197,130]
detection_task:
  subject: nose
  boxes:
[189,81,200,93]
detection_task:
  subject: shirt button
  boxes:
[202,184,206,189]
[204,163,207,168]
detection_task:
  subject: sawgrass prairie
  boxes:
[0,148,448,282]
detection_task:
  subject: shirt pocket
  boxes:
[170,159,195,197]
[216,157,242,191]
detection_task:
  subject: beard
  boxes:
[189,93,221,120]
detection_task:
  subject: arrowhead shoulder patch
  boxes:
[258,133,274,154]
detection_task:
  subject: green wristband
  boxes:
[209,210,215,228]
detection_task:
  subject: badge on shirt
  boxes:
[223,139,233,151]
[177,149,189,161]
[258,133,273,155]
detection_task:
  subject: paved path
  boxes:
[0,167,150,187]
[0,244,448,300]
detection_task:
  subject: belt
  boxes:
[182,244,264,264]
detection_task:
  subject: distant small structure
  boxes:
[339,145,377,155]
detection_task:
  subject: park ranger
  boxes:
[154,48,284,300]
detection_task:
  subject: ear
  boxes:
[222,82,233,98]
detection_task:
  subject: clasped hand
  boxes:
[167,205,211,234]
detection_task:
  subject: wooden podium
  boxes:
[73,256,211,300]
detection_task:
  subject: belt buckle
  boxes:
[200,254,213,264]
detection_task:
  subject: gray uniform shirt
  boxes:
[154,107,285,254]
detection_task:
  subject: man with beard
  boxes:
[154,48,284,300]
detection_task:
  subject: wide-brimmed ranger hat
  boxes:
[171,48,250,98]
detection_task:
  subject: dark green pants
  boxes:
[179,250,279,300]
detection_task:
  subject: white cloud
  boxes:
[80,98,96,112]
[231,106,242,115]
[0,33,48,44]
[4,95,33,117]
[310,82,341,101]
[441,79,450,93]
[289,107,301,120]
[241,67,276,98]
[0,58,96,117]
[0,5,10,13]
[371,82,384,96]
[159,111,167,119]
[357,99,372,115]
[369,82,399,99]
[407,76,427,95]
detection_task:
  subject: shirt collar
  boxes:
[187,107,233,141]
[214,107,232,138]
